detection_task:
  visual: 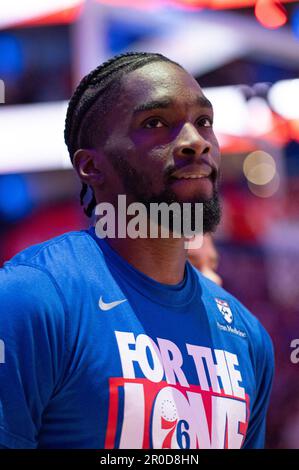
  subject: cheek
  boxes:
[148,144,173,163]
[106,134,173,191]
[144,145,174,181]
[127,134,174,171]
[128,144,174,195]
[105,134,135,154]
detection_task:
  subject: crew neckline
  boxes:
[87,226,198,308]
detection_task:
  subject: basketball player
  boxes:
[0,52,274,449]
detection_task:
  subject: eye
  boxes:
[197,117,213,127]
[143,118,165,129]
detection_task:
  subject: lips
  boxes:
[172,174,208,180]
[170,162,214,181]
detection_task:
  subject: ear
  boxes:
[73,149,105,186]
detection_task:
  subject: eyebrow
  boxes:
[132,96,213,114]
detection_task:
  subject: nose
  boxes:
[173,123,211,160]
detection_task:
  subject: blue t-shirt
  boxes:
[0,228,274,449]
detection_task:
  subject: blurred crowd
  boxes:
[1,3,299,448]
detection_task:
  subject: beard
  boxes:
[109,154,222,236]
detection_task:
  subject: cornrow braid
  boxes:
[79,183,96,218]
[64,51,183,217]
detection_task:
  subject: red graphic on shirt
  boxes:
[104,332,250,449]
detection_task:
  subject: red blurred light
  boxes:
[254,0,288,29]
[169,0,295,9]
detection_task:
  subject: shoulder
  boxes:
[0,229,109,330]
[0,261,66,332]
[0,230,92,323]
[2,229,104,285]
[4,230,92,270]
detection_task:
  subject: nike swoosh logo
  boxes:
[99,296,127,311]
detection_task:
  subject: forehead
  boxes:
[117,61,206,112]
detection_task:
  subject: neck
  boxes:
[104,235,188,285]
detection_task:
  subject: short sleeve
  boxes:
[243,322,275,448]
[0,263,67,448]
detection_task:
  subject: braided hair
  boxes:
[64,51,183,217]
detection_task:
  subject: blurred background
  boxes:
[0,0,299,448]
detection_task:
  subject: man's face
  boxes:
[97,61,221,233]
